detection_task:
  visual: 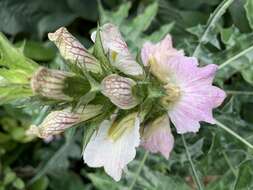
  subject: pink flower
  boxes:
[141,115,174,159]
[141,35,226,134]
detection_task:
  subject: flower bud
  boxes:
[101,74,139,109]
[48,27,102,74]
[31,67,74,101]
[26,105,102,139]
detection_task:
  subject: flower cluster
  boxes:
[27,23,226,181]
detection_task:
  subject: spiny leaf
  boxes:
[245,0,253,30]
[0,85,32,104]
[0,33,38,74]
[93,26,112,74]
[98,1,131,25]
[145,23,174,43]
[234,159,253,190]
[192,0,235,58]
[126,2,158,41]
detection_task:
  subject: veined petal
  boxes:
[83,113,140,181]
[26,105,102,138]
[141,115,174,159]
[141,34,183,83]
[48,27,102,73]
[165,57,226,133]
[141,35,226,134]
[31,67,74,101]
[91,23,144,76]
[101,74,139,109]
[141,34,183,66]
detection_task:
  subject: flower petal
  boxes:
[141,115,174,159]
[92,23,144,76]
[166,58,226,133]
[101,74,139,109]
[83,113,140,181]
[141,34,183,67]
[49,27,102,73]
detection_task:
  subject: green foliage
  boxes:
[93,27,112,75]
[0,33,39,104]
[99,1,174,53]
[234,160,253,189]
[15,41,56,62]
[245,0,253,30]
[30,129,80,183]
[0,0,98,37]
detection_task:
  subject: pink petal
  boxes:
[141,34,183,66]
[167,58,226,134]
[142,35,226,134]
[141,116,174,159]
[141,42,155,66]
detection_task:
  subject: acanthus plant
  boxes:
[20,23,227,181]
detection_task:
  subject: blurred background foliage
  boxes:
[1,0,253,189]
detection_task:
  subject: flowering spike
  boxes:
[101,74,139,109]
[141,115,174,159]
[31,67,74,101]
[48,27,102,74]
[26,105,102,139]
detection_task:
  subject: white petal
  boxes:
[91,23,144,76]
[83,115,140,181]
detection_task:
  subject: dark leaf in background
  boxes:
[0,0,98,38]
[234,160,253,189]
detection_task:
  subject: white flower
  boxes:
[83,113,140,181]
[91,23,144,76]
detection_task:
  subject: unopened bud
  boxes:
[26,105,102,139]
[31,67,74,101]
[48,27,102,74]
[101,74,139,109]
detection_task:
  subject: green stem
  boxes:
[34,106,50,125]
[128,151,149,190]
[218,46,253,70]
[192,0,235,58]
[182,135,203,190]
[222,151,237,177]
[226,90,253,96]
[215,119,253,150]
